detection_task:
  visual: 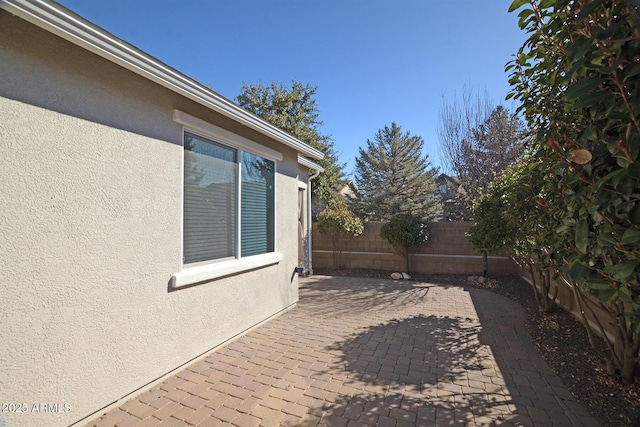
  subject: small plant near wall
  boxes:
[381,213,428,274]
[465,186,508,279]
[317,202,364,269]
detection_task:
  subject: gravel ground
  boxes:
[313,268,640,426]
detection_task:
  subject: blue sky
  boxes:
[57,0,528,176]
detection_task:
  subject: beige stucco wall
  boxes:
[0,11,300,427]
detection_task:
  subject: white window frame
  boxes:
[171,110,282,289]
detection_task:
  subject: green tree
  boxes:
[471,154,564,311]
[508,0,640,383]
[438,87,527,214]
[317,201,364,269]
[465,182,509,278]
[381,213,429,274]
[236,80,345,214]
[504,157,561,313]
[354,123,443,222]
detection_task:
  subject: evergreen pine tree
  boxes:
[354,123,442,222]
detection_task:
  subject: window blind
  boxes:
[183,134,237,264]
[241,152,275,257]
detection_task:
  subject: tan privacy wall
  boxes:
[0,12,301,427]
[521,269,619,342]
[313,221,520,275]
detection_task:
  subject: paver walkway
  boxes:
[89,276,600,427]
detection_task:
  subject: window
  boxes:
[241,151,275,257]
[183,132,275,265]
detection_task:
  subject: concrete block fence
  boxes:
[312,221,520,276]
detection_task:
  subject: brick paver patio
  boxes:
[89,275,600,426]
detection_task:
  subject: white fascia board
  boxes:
[297,155,325,172]
[0,0,325,161]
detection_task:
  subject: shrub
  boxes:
[317,203,364,268]
[381,213,428,274]
[508,0,640,383]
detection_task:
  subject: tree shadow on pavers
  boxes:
[283,391,530,427]
[299,275,433,317]
[284,315,531,426]
[329,316,487,386]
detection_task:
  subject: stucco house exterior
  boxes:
[0,1,323,426]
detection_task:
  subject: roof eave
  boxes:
[0,0,324,161]
[297,155,325,173]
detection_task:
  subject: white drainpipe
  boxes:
[306,169,321,275]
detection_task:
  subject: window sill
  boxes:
[171,253,283,289]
